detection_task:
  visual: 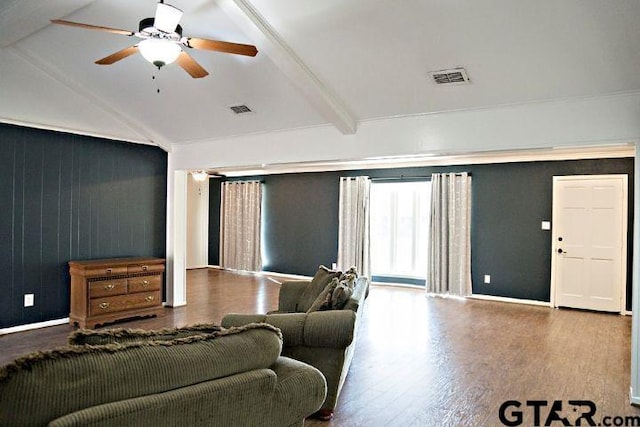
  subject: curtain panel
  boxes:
[337,176,371,278]
[220,181,262,272]
[428,172,472,296]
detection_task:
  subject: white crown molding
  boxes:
[0,117,155,146]
[213,144,636,177]
[215,0,358,135]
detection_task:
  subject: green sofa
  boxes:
[0,323,326,427]
[222,275,369,420]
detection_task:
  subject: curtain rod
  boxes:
[371,172,471,181]
[222,179,265,184]
[371,176,431,181]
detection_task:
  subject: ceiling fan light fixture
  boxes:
[138,38,181,68]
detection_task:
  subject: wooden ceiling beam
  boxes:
[214,0,358,135]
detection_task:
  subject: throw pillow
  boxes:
[340,266,358,280]
[307,278,339,313]
[297,265,341,312]
[339,272,357,290]
[330,283,354,309]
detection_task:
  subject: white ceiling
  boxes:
[1,0,640,156]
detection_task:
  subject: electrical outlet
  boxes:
[541,221,551,230]
[484,275,491,284]
[24,294,34,307]
[332,262,337,270]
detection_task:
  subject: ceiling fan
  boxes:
[51,1,258,78]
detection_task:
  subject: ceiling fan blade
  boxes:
[176,51,209,78]
[154,3,183,33]
[95,45,139,65]
[50,19,134,36]
[186,37,258,57]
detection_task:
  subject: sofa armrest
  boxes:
[278,280,310,312]
[303,310,356,349]
[223,313,308,347]
[222,310,358,349]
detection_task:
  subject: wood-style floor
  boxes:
[1,268,639,426]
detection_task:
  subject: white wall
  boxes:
[186,175,209,268]
[171,92,640,171]
[631,143,640,405]
[165,168,187,307]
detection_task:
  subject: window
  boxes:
[370,180,431,285]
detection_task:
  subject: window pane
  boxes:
[370,181,431,281]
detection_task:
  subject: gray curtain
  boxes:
[337,176,371,278]
[220,181,262,272]
[427,172,472,296]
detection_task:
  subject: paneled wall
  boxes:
[0,123,167,328]
[210,158,634,309]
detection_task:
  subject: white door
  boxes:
[551,175,627,313]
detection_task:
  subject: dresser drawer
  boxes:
[83,266,128,278]
[128,275,161,293]
[90,291,161,316]
[127,263,164,274]
[89,279,127,298]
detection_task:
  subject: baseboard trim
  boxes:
[625,310,633,316]
[469,294,551,307]
[0,317,70,335]
[372,281,424,290]
[202,267,311,284]
[261,271,311,280]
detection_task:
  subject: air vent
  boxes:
[429,68,470,85]
[229,104,253,114]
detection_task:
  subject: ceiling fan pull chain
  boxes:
[152,73,160,94]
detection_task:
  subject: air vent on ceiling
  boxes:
[229,104,254,115]
[429,68,470,85]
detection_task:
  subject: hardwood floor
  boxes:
[1,268,639,426]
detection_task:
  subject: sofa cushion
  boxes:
[307,278,339,313]
[68,323,222,346]
[298,266,341,312]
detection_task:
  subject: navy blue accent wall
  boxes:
[210,158,634,310]
[261,172,342,275]
[0,123,167,328]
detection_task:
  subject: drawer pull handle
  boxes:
[141,265,148,271]
[106,268,113,274]
[99,302,110,310]
[145,296,154,302]
[142,280,150,287]
[103,284,115,290]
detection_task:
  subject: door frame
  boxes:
[550,174,628,314]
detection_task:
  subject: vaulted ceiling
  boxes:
[2,1,640,162]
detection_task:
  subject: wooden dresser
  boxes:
[69,257,165,329]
